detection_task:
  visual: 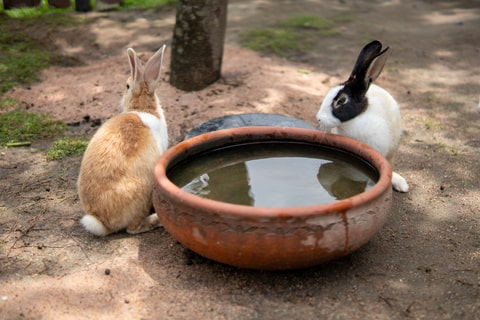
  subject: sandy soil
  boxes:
[1,0,479,319]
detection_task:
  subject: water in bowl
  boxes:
[167,141,379,207]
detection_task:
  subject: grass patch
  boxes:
[240,28,303,57]
[0,30,50,94]
[2,0,74,18]
[0,110,66,147]
[240,14,350,57]
[46,137,89,160]
[120,0,177,9]
[434,142,460,156]
[1,0,176,14]
[423,117,442,130]
[279,15,333,29]
[0,0,175,94]
[0,10,81,94]
[0,97,17,109]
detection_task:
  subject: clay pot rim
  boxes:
[154,126,392,218]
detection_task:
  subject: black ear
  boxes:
[330,41,390,123]
[346,40,390,96]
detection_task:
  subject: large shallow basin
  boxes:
[153,126,393,270]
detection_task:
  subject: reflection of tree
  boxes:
[317,162,370,200]
[207,162,253,206]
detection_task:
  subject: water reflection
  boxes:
[245,158,337,207]
[317,162,374,199]
[171,143,377,207]
[182,162,254,206]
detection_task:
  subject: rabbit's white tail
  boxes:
[81,214,109,236]
[392,172,409,193]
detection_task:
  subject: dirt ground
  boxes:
[1,0,479,319]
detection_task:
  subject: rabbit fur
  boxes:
[77,45,168,236]
[316,40,409,192]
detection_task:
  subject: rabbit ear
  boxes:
[366,46,390,82]
[144,44,166,90]
[350,40,382,78]
[347,40,389,94]
[127,48,145,83]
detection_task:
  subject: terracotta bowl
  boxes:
[153,127,393,270]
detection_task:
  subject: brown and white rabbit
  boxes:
[77,45,168,236]
[316,40,409,192]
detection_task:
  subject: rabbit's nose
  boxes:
[316,114,338,132]
[316,115,328,130]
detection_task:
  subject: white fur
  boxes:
[317,84,402,158]
[392,172,409,192]
[317,86,343,131]
[80,215,108,237]
[129,110,168,153]
[317,84,409,192]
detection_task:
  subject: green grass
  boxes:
[434,142,460,157]
[0,110,66,147]
[0,0,174,94]
[1,0,176,14]
[240,28,303,57]
[0,9,80,94]
[240,14,351,57]
[46,137,89,160]
[0,97,16,109]
[0,30,51,94]
[279,15,333,30]
[120,0,176,9]
[1,0,74,18]
[423,117,442,130]
[1,0,110,17]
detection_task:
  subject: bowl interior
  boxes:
[155,126,392,217]
[167,139,380,208]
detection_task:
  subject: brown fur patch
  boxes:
[125,82,160,118]
[77,111,160,233]
[105,113,152,159]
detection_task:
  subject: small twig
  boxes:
[7,206,46,256]
[1,221,18,243]
[379,295,394,309]
[22,260,33,271]
[68,232,92,262]
[6,141,31,148]
[12,244,74,250]
[59,194,77,204]
[7,223,37,256]
[21,178,52,193]
[406,301,416,314]
[40,244,76,249]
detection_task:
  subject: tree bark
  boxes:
[169,0,228,91]
[4,0,41,9]
[75,0,91,12]
[48,0,71,8]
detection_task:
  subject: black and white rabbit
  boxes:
[316,40,409,192]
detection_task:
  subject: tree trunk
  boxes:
[169,0,228,91]
[75,0,91,12]
[48,0,71,8]
[4,0,41,9]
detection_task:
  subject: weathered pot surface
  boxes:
[153,126,393,270]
